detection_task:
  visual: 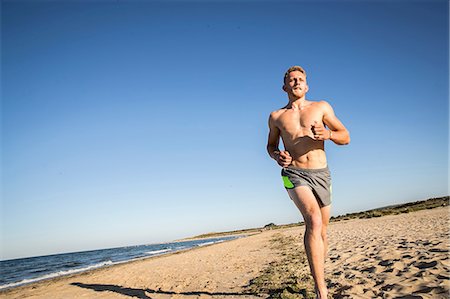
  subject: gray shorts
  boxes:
[281,166,332,207]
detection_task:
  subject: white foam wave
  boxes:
[198,240,224,247]
[0,260,113,290]
[145,249,171,255]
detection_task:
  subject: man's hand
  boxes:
[311,121,331,141]
[275,150,292,167]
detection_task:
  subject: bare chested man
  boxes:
[267,66,350,298]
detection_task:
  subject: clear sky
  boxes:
[2,0,448,260]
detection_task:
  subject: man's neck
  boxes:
[287,96,308,110]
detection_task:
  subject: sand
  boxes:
[325,207,450,298]
[1,207,449,299]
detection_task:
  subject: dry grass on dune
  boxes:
[245,233,315,299]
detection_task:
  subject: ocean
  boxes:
[0,235,241,290]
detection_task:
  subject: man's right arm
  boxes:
[268,114,293,167]
[267,113,281,161]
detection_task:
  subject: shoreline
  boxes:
[0,234,250,293]
[175,232,260,242]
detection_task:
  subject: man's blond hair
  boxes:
[283,66,307,84]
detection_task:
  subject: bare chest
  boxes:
[276,108,323,136]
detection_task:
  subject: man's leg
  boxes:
[320,204,331,260]
[287,186,328,298]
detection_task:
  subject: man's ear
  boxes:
[305,85,309,93]
[282,85,287,92]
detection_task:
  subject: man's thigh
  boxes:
[287,186,322,222]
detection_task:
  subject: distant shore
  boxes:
[1,197,448,299]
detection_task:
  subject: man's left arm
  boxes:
[321,101,350,145]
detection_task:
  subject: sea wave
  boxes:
[145,249,171,255]
[0,260,113,290]
[198,240,224,247]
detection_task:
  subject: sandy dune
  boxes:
[1,207,449,299]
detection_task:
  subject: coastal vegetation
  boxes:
[245,233,315,299]
[185,196,449,240]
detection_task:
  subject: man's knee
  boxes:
[305,214,323,234]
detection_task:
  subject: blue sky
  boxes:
[2,0,448,260]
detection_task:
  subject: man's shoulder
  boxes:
[269,107,288,118]
[310,99,331,106]
[310,100,333,111]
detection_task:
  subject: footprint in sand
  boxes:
[397,243,410,249]
[414,260,438,269]
[335,285,352,293]
[330,255,340,261]
[430,248,448,253]
[414,286,434,294]
[437,274,450,280]
[413,285,448,296]
[374,279,384,287]
[378,259,394,267]
[413,270,427,278]
[356,279,367,285]
[360,266,377,273]
[327,281,341,288]
[396,269,409,277]
[344,272,355,279]
[380,283,398,291]
[419,240,432,246]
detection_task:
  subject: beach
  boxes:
[1,206,448,299]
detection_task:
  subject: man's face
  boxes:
[283,71,308,98]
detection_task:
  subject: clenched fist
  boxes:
[275,150,292,167]
[311,121,331,141]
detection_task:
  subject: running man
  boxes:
[267,66,350,298]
